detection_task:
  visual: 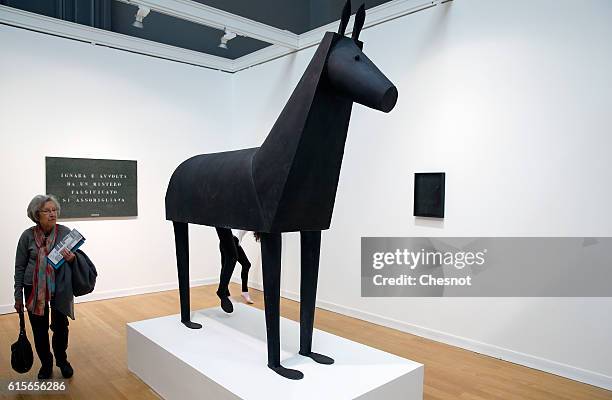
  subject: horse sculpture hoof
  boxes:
[269,365,304,380]
[219,296,234,313]
[182,320,202,329]
[299,351,335,365]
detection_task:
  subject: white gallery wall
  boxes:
[1,0,611,391]
[0,24,234,308]
[233,0,612,389]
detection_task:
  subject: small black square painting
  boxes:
[414,172,445,218]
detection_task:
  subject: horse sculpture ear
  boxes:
[351,4,365,41]
[338,0,351,36]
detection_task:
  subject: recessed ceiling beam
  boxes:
[0,5,234,71]
[121,0,299,49]
[232,0,446,72]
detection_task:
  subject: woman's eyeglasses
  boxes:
[40,209,58,215]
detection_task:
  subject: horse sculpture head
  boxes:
[326,2,398,113]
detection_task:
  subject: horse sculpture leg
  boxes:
[298,231,334,364]
[173,221,202,329]
[260,232,304,380]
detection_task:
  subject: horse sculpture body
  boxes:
[165,0,398,380]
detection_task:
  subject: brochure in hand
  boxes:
[47,229,86,269]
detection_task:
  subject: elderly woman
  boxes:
[14,195,76,380]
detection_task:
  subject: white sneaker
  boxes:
[241,292,254,304]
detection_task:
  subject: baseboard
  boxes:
[244,279,612,391]
[0,277,218,316]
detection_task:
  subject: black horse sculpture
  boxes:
[165,0,398,380]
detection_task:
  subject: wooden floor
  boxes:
[0,284,610,400]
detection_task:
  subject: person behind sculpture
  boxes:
[235,230,259,304]
[217,230,258,312]
[13,195,76,379]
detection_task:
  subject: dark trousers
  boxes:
[23,285,69,367]
[235,236,252,292]
[216,230,252,296]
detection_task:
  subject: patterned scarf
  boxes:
[26,225,57,316]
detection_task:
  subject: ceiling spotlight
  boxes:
[219,29,237,49]
[132,5,150,29]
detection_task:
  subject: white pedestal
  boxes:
[127,304,423,400]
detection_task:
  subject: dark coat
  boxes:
[53,248,96,320]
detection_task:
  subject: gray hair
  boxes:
[27,194,61,223]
